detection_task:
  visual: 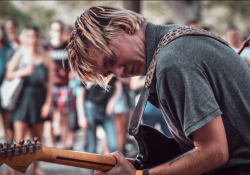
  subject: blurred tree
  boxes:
[170,1,201,25]
[203,1,250,38]
[0,1,31,27]
[123,1,140,13]
[29,5,56,31]
[0,1,56,41]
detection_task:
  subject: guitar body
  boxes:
[134,124,182,170]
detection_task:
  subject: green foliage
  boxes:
[203,1,250,37]
[28,5,56,30]
[0,1,31,25]
[0,1,55,33]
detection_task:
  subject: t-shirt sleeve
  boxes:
[158,64,222,139]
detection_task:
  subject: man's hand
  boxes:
[94,151,136,175]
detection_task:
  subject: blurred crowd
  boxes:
[0,18,250,175]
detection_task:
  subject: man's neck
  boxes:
[138,23,147,46]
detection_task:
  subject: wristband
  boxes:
[143,169,150,175]
[135,170,143,175]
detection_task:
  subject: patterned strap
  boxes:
[128,26,230,135]
[145,26,229,88]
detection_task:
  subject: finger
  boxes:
[110,151,125,163]
[94,170,105,175]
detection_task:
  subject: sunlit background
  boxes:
[1,1,250,39]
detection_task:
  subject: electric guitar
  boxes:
[0,125,181,173]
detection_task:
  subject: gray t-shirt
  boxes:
[145,22,250,172]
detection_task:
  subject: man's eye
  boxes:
[108,54,115,65]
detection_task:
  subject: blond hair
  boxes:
[67,6,145,89]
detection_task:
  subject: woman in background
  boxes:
[6,26,53,175]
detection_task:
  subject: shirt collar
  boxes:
[145,22,159,107]
[145,22,159,71]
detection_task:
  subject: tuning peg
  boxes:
[4,142,10,149]
[12,141,18,155]
[19,139,24,146]
[13,141,16,149]
[19,139,24,154]
[34,137,38,145]
[0,143,4,157]
[26,138,31,146]
[4,142,11,156]
[26,138,31,153]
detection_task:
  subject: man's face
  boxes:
[90,30,147,78]
[50,22,62,39]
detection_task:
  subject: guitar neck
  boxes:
[38,147,135,171]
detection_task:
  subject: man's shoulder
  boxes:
[156,34,232,74]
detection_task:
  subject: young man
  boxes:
[67,6,250,175]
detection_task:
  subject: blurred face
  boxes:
[0,26,4,42]
[62,27,72,42]
[90,29,147,78]
[189,22,202,29]
[5,21,17,34]
[227,29,241,46]
[25,29,39,46]
[50,22,62,39]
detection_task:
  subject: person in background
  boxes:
[114,77,131,154]
[4,19,19,50]
[227,28,250,67]
[62,26,73,44]
[44,21,70,149]
[130,76,172,137]
[0,23,15,142]
[65,71,81,150]
[187,19,202,29]
[76,77,122,174]
[202,26,212,32]
[0,22,16,175]
[6,26,53,175]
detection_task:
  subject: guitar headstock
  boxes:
[0,137,44,173]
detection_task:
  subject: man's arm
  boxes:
[149,115,228,175]
[94,115,228,175]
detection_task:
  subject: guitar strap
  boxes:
[129,26,229,136]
